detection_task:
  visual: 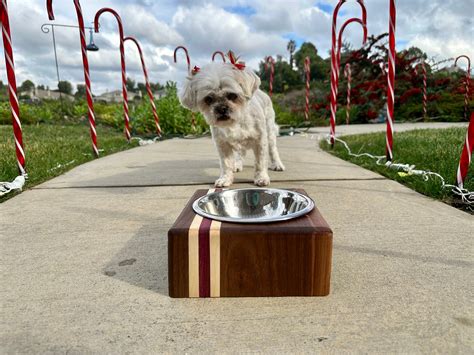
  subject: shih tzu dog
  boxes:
[178,52,285,187]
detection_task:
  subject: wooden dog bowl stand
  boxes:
[168,189,333,298]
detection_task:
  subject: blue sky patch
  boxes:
[315,2,333,15]
[224,5,256,17]
[396,39,409,48]
[282,33,307,48]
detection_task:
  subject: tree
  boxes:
[75,84,86,99]
[150,82,163,92]
[259,58,301,93]
[287,40,296,68]
[19,79,35,93]
[137,82,147,96]
[37,84,46,90]
[294,42,329,81]
[404,46,427,63]
[126,77,136,92]
[58,80,73,95]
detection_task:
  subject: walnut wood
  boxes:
[168,189,333,297]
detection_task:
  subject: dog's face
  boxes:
[179,63,261,127]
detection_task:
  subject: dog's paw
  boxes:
[215,176,233,187]
[254,173,270,187]
[269,161,285,171]
[233,161,243,173]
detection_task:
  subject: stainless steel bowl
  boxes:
[192,188,314,223]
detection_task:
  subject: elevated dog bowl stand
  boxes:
[168,189,333,297]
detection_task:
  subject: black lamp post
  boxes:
[41,23,99,97]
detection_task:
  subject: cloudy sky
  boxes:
[1,0,473,94]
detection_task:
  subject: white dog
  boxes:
[179,61,285,187]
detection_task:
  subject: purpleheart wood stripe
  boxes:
[187,188,222,298]
[198,217,212,297]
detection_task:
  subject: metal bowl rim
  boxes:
[192,188,315,223]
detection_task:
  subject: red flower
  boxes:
[367,109,378,119]
[399,88,421,103]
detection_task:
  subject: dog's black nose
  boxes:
[215,105,229,115]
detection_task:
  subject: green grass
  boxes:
[320,127,473,206]
[1,124,138,202]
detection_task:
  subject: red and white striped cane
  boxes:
[265,56,275,98]
[413,61,427,120]
[212,51,226,62]
[124,36,161,136]
[456,112,474,189]
[47,0,99,156]
[174,46,191,71]
[94,8,131,142]
[174,45,197,131]
[421,61,427,120]
[454,55,471,121]
[1,0,25,175]
[335,19,367,125]
[344,63,351,125]
[385,0,397,161]
[329,0,367,145]
[304,56,311,122]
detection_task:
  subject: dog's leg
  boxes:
[252,139,270,187]
[233,150,243,172]
[215,143,235,187]
[267,118,285,172]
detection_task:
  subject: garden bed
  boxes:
[320,127,473,211]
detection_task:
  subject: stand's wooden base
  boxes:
[168,189,332,298]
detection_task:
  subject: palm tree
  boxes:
[287,40,296,68]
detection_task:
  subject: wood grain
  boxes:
[168,189,333,297]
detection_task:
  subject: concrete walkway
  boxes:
[1,123,472,353]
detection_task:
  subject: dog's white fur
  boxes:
[179,62,285,187]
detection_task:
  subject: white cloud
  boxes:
[0,0,472,94]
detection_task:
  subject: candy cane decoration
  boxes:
[344,63,351,125]
[124,36,161,136]
[454,55,471,121]
[0,0,25,175]
[265,56,275,98]
[212,51,226,62]
[174,45,191,71]
[456,112,474,188]
[174,45,197,131]
[421,61,427,120]
[385,0,397,161]
[94,8,130,142]
[304,56,311,121]
[334,19,367,129]
[47,0,99,156]
[329,0,367,145]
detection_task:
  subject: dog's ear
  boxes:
[179,76,198,111]
[237,69,261,99]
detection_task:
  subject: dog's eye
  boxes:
[226,93,238,101]
[204,96,214,105]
